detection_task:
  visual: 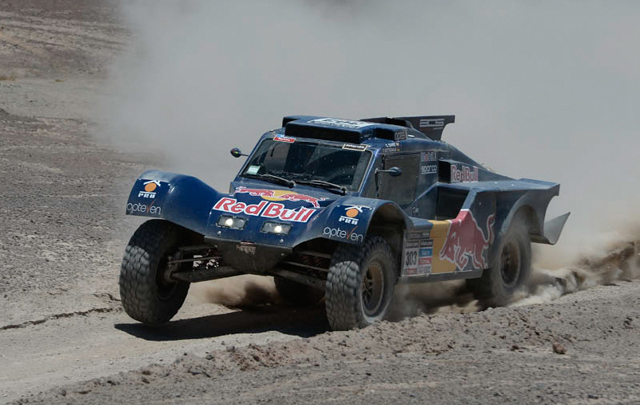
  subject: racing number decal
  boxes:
[404,249,418,268]
[402,236,434,276]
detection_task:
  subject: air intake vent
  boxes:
[285,122,365,143]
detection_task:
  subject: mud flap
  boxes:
[532,212,570,245]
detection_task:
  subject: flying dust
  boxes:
[190,275,281,308]
[101,1,640,311]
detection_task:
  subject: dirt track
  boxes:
[2,1,640,404]
[10,280,640,405]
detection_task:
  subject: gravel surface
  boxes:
[2,1,640,404]
[12,280,640,405]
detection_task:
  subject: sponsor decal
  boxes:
[235,186,326,208]
[419,118,445,129]
[236,243,256,255]
[246,165,260,175]
[138,180,161,199]
[127,201,162,216]
[419,248,433,257]
[394,129,408,141]
[309,118,374,129]
[338,205,371,225]
[422,151,437,162]
[274,135,295,143]
[421,164,437,175]
[450,164,479,183]
[403,238,434,276]
[213,197,316,223]
[406,231,431,240]
[440,210,495,270]
[323,226,364,243]
[342,143,368,152]
[381,142,400,153]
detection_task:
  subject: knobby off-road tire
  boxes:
[274,276,324,306]
[326,236,397,330]
[119,220,192,324]
[467,217,531,307]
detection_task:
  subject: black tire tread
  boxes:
[467,216,531,306]
[326,236,395,330]
[119,220,190,324]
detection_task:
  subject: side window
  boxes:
[379,154,420,206]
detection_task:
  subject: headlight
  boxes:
[217,215,247,230]
[261,222,292,235]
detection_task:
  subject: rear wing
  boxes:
[362,115,455,141]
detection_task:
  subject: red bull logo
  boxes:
[213,197,316,223]
[439,209,495,270]
[450,164,479,183]
[235,186,326,208]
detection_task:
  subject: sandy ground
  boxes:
[11,280,640,405]
[1,1,640,404]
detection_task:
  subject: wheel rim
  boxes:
[361,260,385,317]
[500,241,521,288]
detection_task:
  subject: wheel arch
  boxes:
[311,199,409,264]
[126,170,222,235]
[490,192,547,263]
[364,203,407,276]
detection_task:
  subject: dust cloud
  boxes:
[190,275,280,308]
[517,239,640,306]
[101,1,640,308]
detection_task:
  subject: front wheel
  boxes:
[326,236,397,330]
[467,217,531,306]
[119,220,193,324]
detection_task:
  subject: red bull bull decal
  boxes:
[274,135,295,143]
[439,209,495,270]
[213,197,316,223]
[235,186,326,208]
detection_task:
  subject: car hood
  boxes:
[127,171,380,252]
[206,181,344,248]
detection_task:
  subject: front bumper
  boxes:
[204,236,292,273]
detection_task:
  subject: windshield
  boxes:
[240,138,372,192]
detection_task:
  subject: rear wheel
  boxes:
[467,217,531,306]
[119,220,193,324]
[326,237,397,330]
[274,276,324,306]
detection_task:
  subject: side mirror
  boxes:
[230,148,247,158]
[375,167,402,177]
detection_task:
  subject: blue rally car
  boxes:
[120,115,570,330]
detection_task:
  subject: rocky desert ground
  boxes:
[1,1,640,404]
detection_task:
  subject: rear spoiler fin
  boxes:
[531,212,571,245]
[362,115,455,141]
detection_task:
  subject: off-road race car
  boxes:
[120,115,570,330]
